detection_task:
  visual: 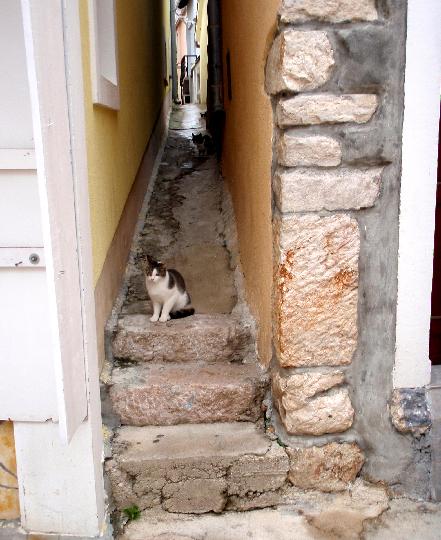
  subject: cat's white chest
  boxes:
[145,277,171,301]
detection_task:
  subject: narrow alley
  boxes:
[102,105,277,532]
[102,105,441,540]
[2,1,441,538]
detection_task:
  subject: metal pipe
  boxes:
[206,0,225,157]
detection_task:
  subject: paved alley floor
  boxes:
[123,104,236,318]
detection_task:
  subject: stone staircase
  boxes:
[102,105,283,520]
[105,313,276,514]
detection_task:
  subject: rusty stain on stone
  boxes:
[273,214,359,367]
[0,420,20,520]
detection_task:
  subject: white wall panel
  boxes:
[0,170,43,247]
[0,0,33,148]
[0,268,57,421]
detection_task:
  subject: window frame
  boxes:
[88,0,120,110]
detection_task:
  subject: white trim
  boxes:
[394,0,441,388]
[88,0,120,110]
[21,0,88,442]
[0,148,35,169]
[15,0,105,535]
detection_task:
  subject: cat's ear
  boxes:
[146,254,156,266]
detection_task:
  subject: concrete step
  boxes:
[108,362,268,426]
[106,422,289,514]
[112,313,253,363]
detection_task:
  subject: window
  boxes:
[88,0,119,110]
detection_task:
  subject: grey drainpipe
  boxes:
[170,0,178,102]
[207,0,224,157]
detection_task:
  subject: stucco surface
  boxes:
[79,0,171,283]
[221,0,279,365]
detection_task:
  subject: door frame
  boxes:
[394,0,441,389]
[16,0,105,535]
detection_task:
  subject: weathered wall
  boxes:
[80,0,171,284]
[268,0,429,498]
[196,0,208,105]
[221,0,279,365]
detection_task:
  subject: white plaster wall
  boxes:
[394,0,441,388]
[0,0,33,147]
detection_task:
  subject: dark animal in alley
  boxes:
[192,132,214,156]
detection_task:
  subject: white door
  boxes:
[0,0,91,443]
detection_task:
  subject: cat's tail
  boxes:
[170,308,195,320]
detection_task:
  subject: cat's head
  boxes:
[192,132,203,144]
[139,254,166,282]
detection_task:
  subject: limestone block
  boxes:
[273,370,345,410]
[162,478,227,514]
[266,30,334,94]
[273,371,354,435]
[390,388,431,436]
[274,214,359,367]
[280,0,377,24]
[287,443,365,491]
[277,94,378,127]
[277,134,341,167]
[273,166,383,212]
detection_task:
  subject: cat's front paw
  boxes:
[150,315,159,322]
[159,314,170,322]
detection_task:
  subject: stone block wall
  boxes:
[267,0,430,498]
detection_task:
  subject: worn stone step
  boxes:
[112,313,253,363]
[106,422,289,514]
[108,362,268,426]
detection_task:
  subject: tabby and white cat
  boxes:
[139,254,195,322]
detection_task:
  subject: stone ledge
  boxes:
[280,0,378,24]
[266,30,334,95]
[108,362,267,426]
[277,94,378,127]
[277,134,341,167]
[274,214,359,367]
[106,423,288,513]
[112,313,252,363]
[273,371,354,435]
[287,442,365,492]
[273,166,383,213]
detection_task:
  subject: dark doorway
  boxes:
[429,102,441,365]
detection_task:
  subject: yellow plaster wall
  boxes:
[196,0,208,104]
[221,1,279,365]
[0,421,19,520]
[80,0,171,284]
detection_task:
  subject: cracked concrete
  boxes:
[118,481,441,539]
